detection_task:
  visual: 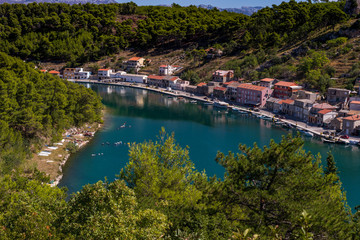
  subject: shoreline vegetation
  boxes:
[0,52,103,179]
[28,122,102,186]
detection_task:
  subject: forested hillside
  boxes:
[0,52,102,174]
[0,2,247,64]
[0,1,347,64]
[2,1,360,238]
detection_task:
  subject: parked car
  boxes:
[340,135,350,139]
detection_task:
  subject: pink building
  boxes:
[237,84,272,107]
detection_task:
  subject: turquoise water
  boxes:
[59,84,360,208]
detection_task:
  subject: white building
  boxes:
[98,69,113,79]
[110,71,126,78]
[121,74,148,84]
[76,71,91,79]
[169,77,189,91]
[159,65,181,76]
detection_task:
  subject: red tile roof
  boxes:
[238,84,267,91]
[348,110,360,116]
[167,77,179,81]
[275,81,297,87]
[214,86,227,91]
[279,99,294,105]
[261,78,275,82]
[148,75,164,80]
[129,57,142,61]
[159,65,167,68]
[197,82,207,87]
[313,103,336,109]
[98,69,110,71]
[49,70,60,74]
[318,109,333,115]
[343,114,360,121]
[350,101,360,105]
[223,81,237,85]
[40,69,47,72]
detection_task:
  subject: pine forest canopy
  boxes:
[0,131,359,239]
[0,0,348,65]
[0,52,102,174]
[1,0,360,238]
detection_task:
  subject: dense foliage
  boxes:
[0,0,348,65]
[0,2,247,64]
[0,132,359,239]
[0,52,102,174]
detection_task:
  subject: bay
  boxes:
[59,84,360,208]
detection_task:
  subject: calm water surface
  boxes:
[59,84,360,208]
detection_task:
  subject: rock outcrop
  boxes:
[345,0,360,15]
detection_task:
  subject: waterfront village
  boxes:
[42,56,360,144]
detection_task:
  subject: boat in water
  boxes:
[349,140,359,145]
[213,101,229,109]
[259,115,272,121]
[299,130,314,137]
[322,138,336,144]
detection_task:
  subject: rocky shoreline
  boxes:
[31,123,102,187]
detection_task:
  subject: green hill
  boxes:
[0,52,102,174]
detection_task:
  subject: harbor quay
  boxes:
[69,79,360,144]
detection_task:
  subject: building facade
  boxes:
[259,78,275,88]
[212,70,234,83]
[327,88,351,104]
[273,81,301,99]
[343,115,360,135]
[237,84,272,107]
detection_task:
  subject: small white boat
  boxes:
[213,101,229,108]
[190,100,197,104]
[322,138,336,144]
[303,131,314,137]
[259,115,272,121]
[349,140,359,145]
[238,110,248,114]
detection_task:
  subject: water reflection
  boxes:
[69,83,360,209]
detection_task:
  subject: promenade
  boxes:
[70,79,360,143]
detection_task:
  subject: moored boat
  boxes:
[349,140,359,145]
[303,131,314,137]
[213,101,229,109]
[322,138,336,144]
[259,115,272,121]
